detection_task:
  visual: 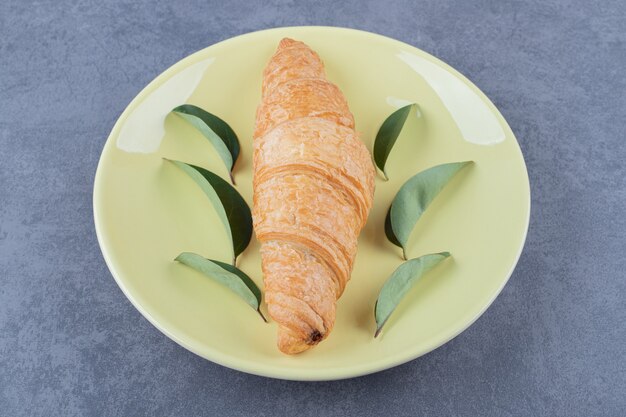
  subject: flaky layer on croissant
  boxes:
[253,38,375,354]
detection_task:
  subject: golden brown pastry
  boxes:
[253,38,375,354]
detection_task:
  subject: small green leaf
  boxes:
[387,161,472,259]
[172,104,240,184]
[373,104,415,180]
[166,159,252,262]
[175,252,266,322]
[375,252,451,337]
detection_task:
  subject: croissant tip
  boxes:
[278,37,303,50]
[307,329,324,345]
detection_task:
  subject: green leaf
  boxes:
[373,104,415,180]
[166,159,252,262]
[175,252,266,322]
[172,104,240,184]
[384,209,401,248]
[386,161,472,259]
[375,252,450,337]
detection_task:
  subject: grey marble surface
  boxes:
[1,0,624,415]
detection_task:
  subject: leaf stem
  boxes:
[374,324,385,338]
[402,247,407,261]
[229,171,236,186]
[257,309,268,323]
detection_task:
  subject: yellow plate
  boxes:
[94,27,530,380]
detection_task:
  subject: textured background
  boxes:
[1,0,624,416]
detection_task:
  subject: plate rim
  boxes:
[93,25,531,381]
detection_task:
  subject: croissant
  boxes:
[253,38,375,354]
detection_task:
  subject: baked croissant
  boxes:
[253,38,375,354]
